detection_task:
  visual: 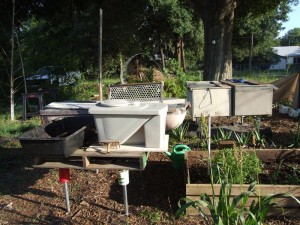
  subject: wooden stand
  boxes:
[33,149,149,171]
[33,147,151,214]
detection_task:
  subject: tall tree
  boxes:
[232,6,284,70]
[280,28,300,46]
[140,0,195,70]
[189,0,295,81]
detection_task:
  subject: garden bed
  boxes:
[185,149,300,217]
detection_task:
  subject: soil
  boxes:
[0,108,300,224]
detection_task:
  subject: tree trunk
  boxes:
[180,38,186,72]
[10,0,15,121]
[249,32,254,71]
[160,46,165,70]
[175,38,186,71]
[194,0,236,81]
[16,32,27,94]
[176,38,181,65]
[119,53,125,84]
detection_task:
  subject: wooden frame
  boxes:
[185,149,300,217]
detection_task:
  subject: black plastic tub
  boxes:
[18,116,96,158]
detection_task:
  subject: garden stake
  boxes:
[118,170,129,216]
[59,168,71,212]
[208,114,211,174]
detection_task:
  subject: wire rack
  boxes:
[108,82,164,102]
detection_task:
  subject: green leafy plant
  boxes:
[170,122,189,142]
[270,159,285,184]
[213,128,232,143]
[251,129,266,148]
[197,114,210,150]
[285,163,300,185]
[234,131,251,148]
[163,59,187,98]
[269,160,300,185]
[289,119,300,148]
[211,148,262,184]
[0,116,40,139]
[139,208,162,224]
[176,181,300,225]
[198,115,208,139]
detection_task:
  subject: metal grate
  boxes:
[109,82,163,102]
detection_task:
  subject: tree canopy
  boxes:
[280,28,300,46]
[0,0,297,82]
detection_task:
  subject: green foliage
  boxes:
[103,55,120,78]
[185,20,204,69]
[163,59,187,98]
[270,159,285,184]
[213,128,233,143]
[270,159,300,185]
[212,128,233,148]
[198,115,208,140]
[234,132,251,148]
[176,181,300,225]
[288,119,300,148]
[0,116,41,139]
[185,70,203,81]
[170,122,189,142]
[195,115,210,150]
[285,163,300,185]
[251,129,266,148]
[280,28,300,46]
[164,77,185,98]
[139,208,162,224]
[232,0,293,66]
[211,148,262,184]
[57,79,99,101]
[232,70,290,83]
[56,76,120,101]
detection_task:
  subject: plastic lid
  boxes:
[99,99,130,107]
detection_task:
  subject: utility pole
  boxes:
[288,35,294,46]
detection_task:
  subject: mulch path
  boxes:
[0,108,300,224]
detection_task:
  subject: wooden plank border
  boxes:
[185,149,300,217]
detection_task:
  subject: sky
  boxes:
[278,3,300,37]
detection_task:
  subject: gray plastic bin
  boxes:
[18,116,96,158]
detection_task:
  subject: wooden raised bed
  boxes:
[185,149,300,217]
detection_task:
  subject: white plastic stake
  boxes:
[208,114,211,160]
[208,115,211,175]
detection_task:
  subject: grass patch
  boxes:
[0,116,41,138]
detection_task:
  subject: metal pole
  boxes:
[59,168,71,212]
[63,182,70,212]
[98,8,103,101]
[122,185,129,216]
[118,170,129,216]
